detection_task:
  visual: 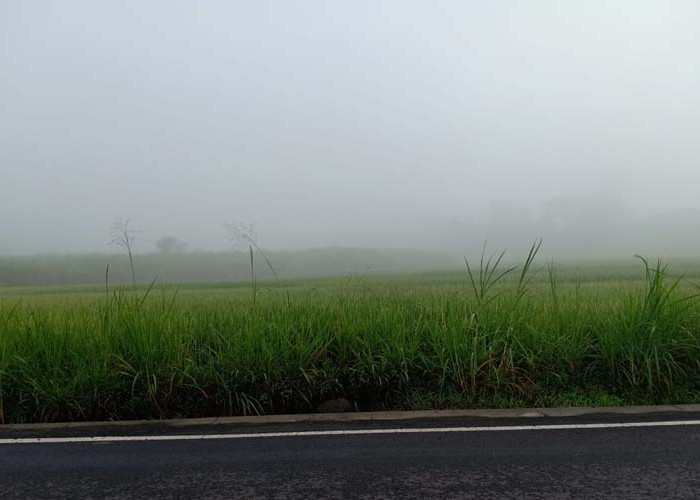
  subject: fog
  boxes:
[2,1,699,258]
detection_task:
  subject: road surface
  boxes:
[2,413,700,499]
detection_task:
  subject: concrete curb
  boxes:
[3,404,700,432]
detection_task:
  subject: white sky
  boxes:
[1,1,699,254]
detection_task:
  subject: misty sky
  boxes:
[2,1,699,255]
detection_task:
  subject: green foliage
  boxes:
[2,254,700,423]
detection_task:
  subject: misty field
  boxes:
[2,253,700,424]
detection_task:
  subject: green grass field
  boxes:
[2,250,700,424]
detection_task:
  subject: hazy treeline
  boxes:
[437,197,700,259]
[0,249,464,287]
[3,198,700,288]
[5,247,700,288]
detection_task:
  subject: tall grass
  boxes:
[1,251,700,423]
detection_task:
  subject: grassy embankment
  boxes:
[2,246,700,423]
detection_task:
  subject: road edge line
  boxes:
[4,419,700,445]
[2,404,699,432]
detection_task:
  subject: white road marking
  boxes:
[2,419,700,445]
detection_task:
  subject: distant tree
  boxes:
[155,236,188,254]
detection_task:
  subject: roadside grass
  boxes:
[2,252,700,423]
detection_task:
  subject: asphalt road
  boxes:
[2,415,700,499]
